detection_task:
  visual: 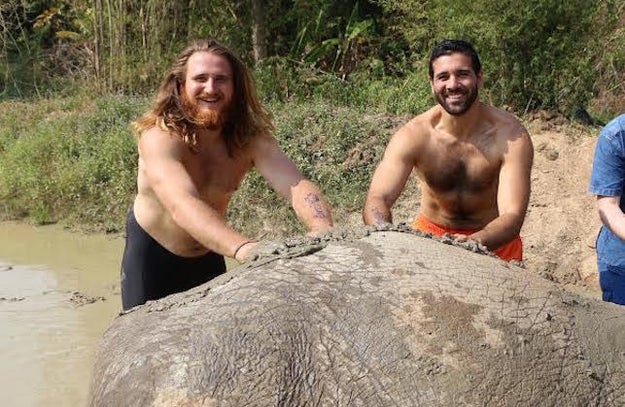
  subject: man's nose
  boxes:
[447,75,460,89]
[204,78,216,93]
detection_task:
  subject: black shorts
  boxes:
[120,207,226,310]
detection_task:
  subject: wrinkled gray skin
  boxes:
[90,226,625,407]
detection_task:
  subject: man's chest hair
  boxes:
[418,150,500,194]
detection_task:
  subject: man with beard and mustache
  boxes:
[120,38,333,310]
[363,39,533,261]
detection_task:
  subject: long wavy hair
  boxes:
[132,38,274,156]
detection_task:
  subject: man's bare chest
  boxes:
[184,153,251,196]
[418,141,501,194]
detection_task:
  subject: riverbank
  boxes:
[0,96,409,236]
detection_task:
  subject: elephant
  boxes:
[89,226,625,406]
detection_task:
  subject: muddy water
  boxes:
[0,221,123,407]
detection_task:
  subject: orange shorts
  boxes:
[412,214,523,262]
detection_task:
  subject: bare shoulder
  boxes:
[389,107,436,147]
[483,106,533,166]
[140,125,173,141]
[248,132,277,149]
[138,126,180,151]
[486,105,531,142]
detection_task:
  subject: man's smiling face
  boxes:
[182,51,234,129]
[430,52,482,116]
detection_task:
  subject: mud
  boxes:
[0,221,123,407]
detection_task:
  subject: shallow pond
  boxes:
[0,221,123,406]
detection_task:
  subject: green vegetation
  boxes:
[0,87,412,235]
[0,0,624,234]
[3,1,624,115]
[0,95,143,230]
[229,101,408,237]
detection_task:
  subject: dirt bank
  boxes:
[523,119,601,294]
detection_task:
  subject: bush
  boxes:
[0,94,144,230]
[228,99,406,237]
[375,0,624,116]
[256,56,432,115]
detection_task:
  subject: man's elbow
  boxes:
[597,205,621,228]
[512,214,527,236]
[168,201,188,228]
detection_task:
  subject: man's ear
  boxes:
[477,70,484,88]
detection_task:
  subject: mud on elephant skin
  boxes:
[90,226,625,407]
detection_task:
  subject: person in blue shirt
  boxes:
[589,114,625,305]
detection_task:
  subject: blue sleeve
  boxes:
[589,116,625,197]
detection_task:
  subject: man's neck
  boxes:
[436,102,482,139]
[196,126,224,144]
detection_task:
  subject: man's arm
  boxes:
[139,128,252,260]
[252,135,333,234]
[363,128,417,225]
[469,128,534,250]
[590,118,625,241]
[597,195,625,240]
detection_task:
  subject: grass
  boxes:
[0,94,144,231]
[229,101,409,237]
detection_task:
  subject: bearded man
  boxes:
[121,38,333,310]
[363,39,533,262]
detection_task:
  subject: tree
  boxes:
[251,0,267,61]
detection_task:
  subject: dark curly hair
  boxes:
[428,39,482,79]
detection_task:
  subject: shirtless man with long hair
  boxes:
[121,38,333,310]
[363,39,533,261]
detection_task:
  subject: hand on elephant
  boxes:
[233,240,259,263]
[450,233,469,242]
[306,225,333,238]
[236,240,286,263]
[443,233,489,255]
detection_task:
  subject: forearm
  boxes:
[599,205,625,241]
[291,180,333,233]
[363,196,393,225]
[468,213,524,251]
[170,197,251,258]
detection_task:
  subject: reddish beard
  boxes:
[181,91,231,130]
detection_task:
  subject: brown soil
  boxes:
[348,114,604,299]
[522,118,601,295]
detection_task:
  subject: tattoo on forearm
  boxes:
[305,193,328,219]
[372,207,391,224]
